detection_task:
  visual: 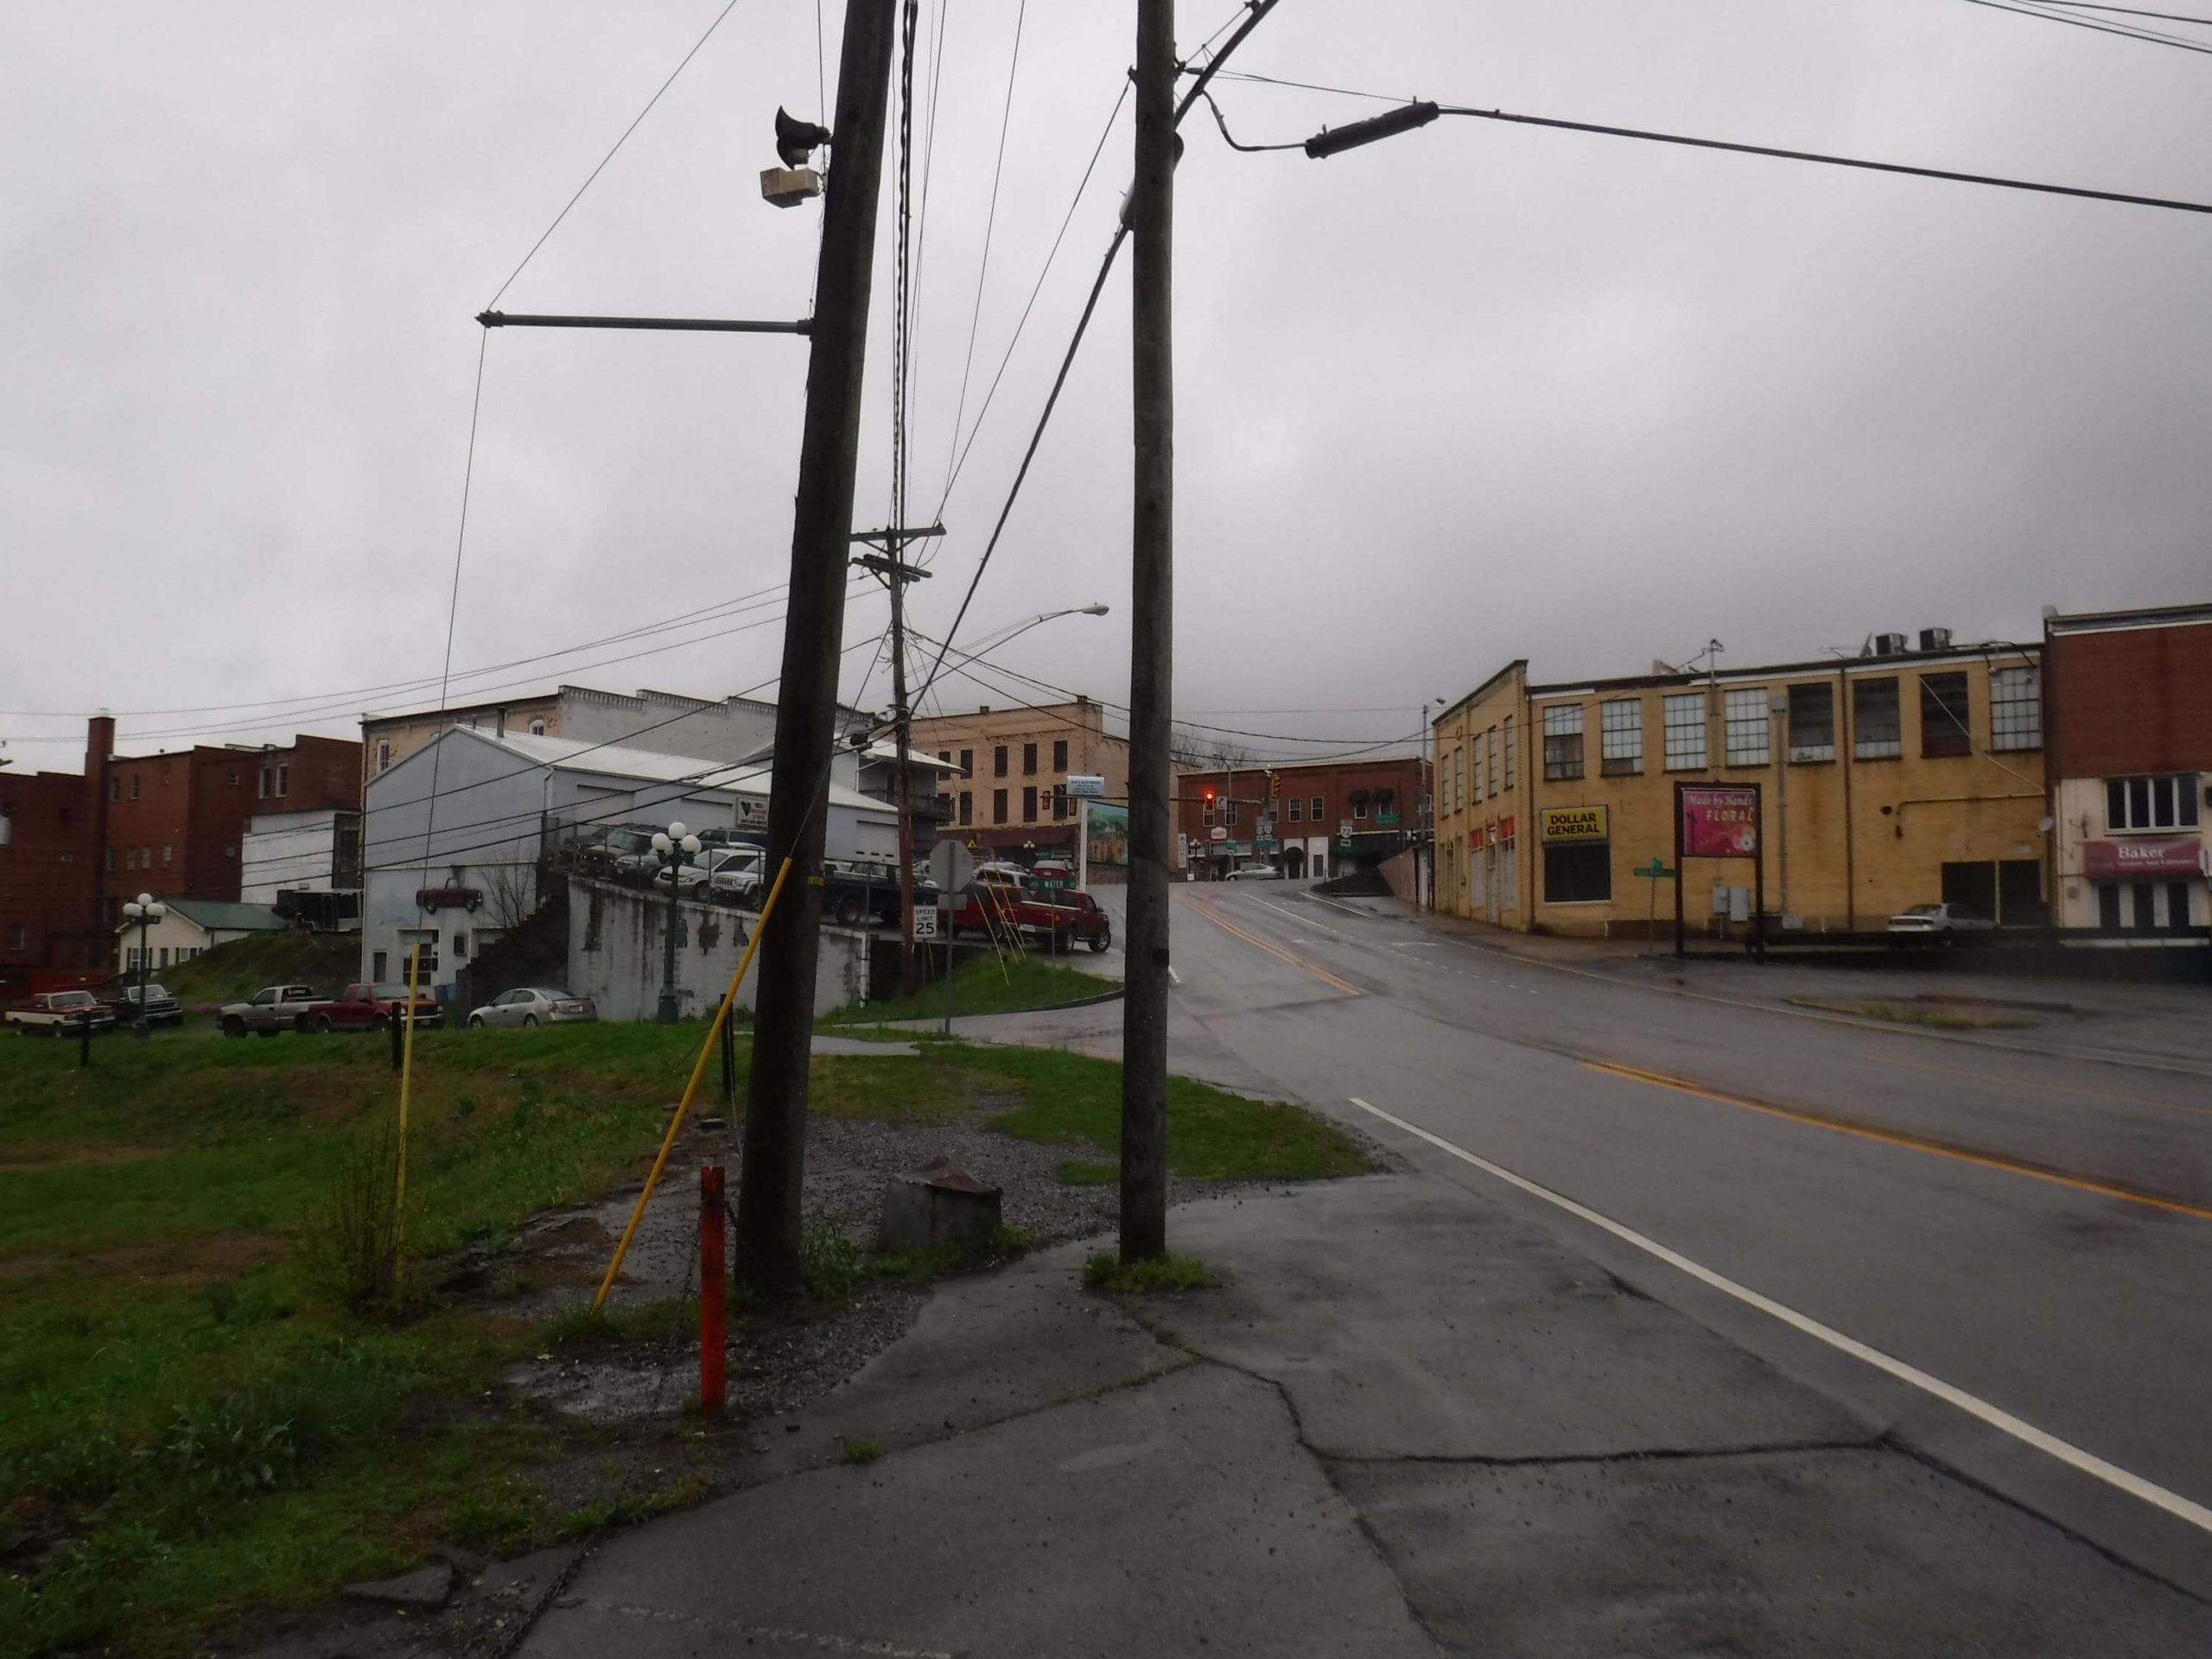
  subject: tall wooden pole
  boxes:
[736,0,898,1298]
[1121,0,1175,1263]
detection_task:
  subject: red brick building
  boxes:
[1175,754,1427,880]
[0,717,112,982]
[2044,603,2212,933]
[99,734,360,921]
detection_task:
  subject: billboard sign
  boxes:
[1679,786,1759,857]
[2082,836,2205,880]
[1085,801,1130,868]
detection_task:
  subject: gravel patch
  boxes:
[499,1103,1239,1427]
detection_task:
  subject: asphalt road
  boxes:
[1010,880,2212,1597]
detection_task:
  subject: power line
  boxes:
[2031,0,2212,22]
[485,0,746,308]
[934,77,1130,516]
[914,1,1282,713]
[1203,79,2212,215]
[0,579,799,724]
[1962,0,2212,52]
[939,0,1028,504]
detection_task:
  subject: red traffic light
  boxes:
[1203,789,1215,802]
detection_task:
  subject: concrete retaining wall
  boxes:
[567,876,867,1022]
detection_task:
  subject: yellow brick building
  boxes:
[1433,639,2047,938]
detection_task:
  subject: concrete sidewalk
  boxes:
[509,1173,2209,1657]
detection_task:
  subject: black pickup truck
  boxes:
[820,860,939,928]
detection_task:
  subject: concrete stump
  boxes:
[877,1160,1002,1254]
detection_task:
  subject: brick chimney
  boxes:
[85,715,114,931]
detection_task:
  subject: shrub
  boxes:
[799,1215,862,1303]
[300,1126,413,1313]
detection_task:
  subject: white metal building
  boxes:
[359,728,896,995]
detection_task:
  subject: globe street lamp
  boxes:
[120,892,166,1040]
[652,822,701,1025]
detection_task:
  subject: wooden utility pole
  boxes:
[1121,0,1175,1264]
[736,0,899,1298]
[853,528,941,998]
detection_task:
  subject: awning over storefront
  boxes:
[2083,836,2207,880]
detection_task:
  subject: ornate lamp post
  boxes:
[652,821,700,1025]
[120,891,166,1040]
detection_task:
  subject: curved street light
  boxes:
[120,891,166,1040]
[652,821,701,1025]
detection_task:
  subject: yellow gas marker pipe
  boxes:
[594,856,795,1312]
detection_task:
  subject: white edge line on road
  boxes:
[1248,893,1353,940]
[1346,1096,2212,1539]
[1167,964,1181,986]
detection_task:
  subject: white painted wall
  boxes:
[564,877,867,1021]
[240,808,348,905]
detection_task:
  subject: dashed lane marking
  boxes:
[1347,1096,2212,1540]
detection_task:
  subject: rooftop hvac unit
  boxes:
[1871,632,1909,657]
[1919,626,1954,652]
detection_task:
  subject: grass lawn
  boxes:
[0,1020,1362,1656]
[822,952,1113,1027]
[156,932,364,1007]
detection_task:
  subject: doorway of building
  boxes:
[1284,847,1306,879]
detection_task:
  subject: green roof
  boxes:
[161,899,289,934]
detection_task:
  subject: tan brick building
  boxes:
[1433,634,2047,938]
[907,697,1128,862]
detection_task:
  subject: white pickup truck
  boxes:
[218,983,330,1037]
[6,989,117,1037]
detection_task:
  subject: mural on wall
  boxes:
[1084,802,1129,868]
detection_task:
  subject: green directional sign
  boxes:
[1631,858,1675,879]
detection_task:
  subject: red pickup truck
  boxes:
[951,877,1112,953]
[308,982,445,1033]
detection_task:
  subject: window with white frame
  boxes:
[1723,688,1770,766]
[1662,692,1707,771]
[1543,706,1582,780]
[1990,667,2042,751]
[1853,677,1901,760]
[1786,683,1835,763]
[1469,734,1484,804]
[1486,726,1499,796]
[1599,699,1643,776]
[1503,715,1515,791]
[1309,795,1324,823]
[2107,774,2201,833]
[1288,796,1302,822]
[376,741,392,772]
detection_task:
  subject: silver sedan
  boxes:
[467,987,599,1028]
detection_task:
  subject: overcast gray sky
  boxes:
[5,1,2209,775]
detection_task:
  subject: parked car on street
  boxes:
[467,987,598,1028]
[1226,862,1281,881]
[309,982,443,1033]
[7,989,116,1037]
[105,982,183,1027]
[219,983,329,1037]
[1886,902,1997,936]
[709,847,770,906]
[822,858,937,928]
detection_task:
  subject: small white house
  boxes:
[359,727,898,996]
[115,898,287,975]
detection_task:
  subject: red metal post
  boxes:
[699,1164,727,1416]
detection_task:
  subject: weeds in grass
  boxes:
[1083,1252,1216,1294]
[444,1494,535,1553]
[299,1126,415,1313]
[840,1438,883,1465]
[871,1224,1035,1284]
[800,1214,863,1302]
[542,1297,697,1349]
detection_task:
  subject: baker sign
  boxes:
[1679,785,1759,858]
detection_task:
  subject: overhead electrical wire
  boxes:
[1197,82,2212,215]
[2028,0,2212,22]
[0,578,804,723]
[916,0,1285,719]
[485,0,746,308]
[1961,0,2212,52]
[939,0,1029,505]
[933,76,1130,517]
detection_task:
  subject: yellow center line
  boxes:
[1582,1058,2212,1223]
[1859,1051,2212,1121]
[1179,896,1367,998]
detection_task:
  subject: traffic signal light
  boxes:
[1203,789,1215,803]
